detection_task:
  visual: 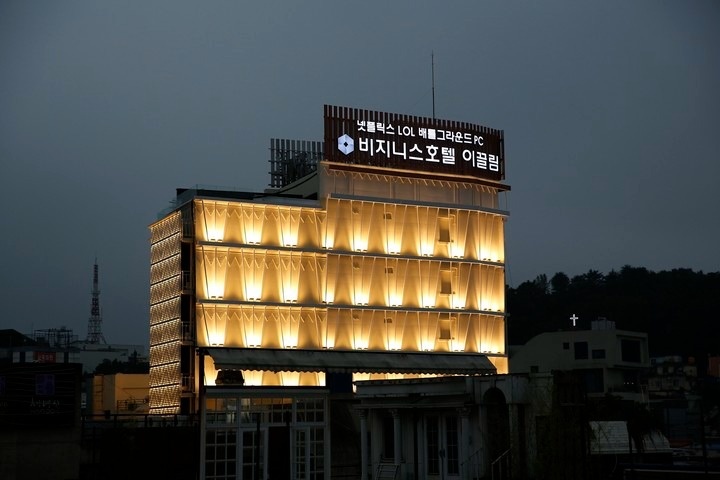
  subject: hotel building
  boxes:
[148,105,511,479]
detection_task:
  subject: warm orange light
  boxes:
[451,296,466,310]
[203,307,226,346]
[420,286,436,308]
[246,232,261,245]
[199,200,227,242]
[321,211,335,250]
[202,247,227,300]
[207,228,224,242]
[242,370,263,386]
[241,253,264,301]
[279,209,300,247]
[385,259,404,307]
[279,255,301,303]
[242,309,264,347]
[353,373,371,385]
[352,314,370,350]
[477,316,503,354]
[245,283,262,301]
[208,282,224,299]
[353,291,369,306]
[450,243,464,259]
[242,206,264,244]
[320,311,335,349]
[379,311,404,351]
[281,371,300,386]
[279,311,300,349]
[352,241,368,252]
[352,257,372,306]
[322,236,334,250]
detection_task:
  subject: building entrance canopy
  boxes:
[206,347,497,376]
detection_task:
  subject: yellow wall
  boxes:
[93,373,150,415]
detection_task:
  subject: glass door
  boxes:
[241,428,264,480]
[425,414,460,479]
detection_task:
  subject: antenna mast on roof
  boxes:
[86,258,106,344]
[431,51,436,119]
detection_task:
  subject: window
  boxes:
[445,416,460,475]
[206,430,238,480]
[563,342,570,350]
[438,315,453,341]
[579,368,605,394]
[36,374,55,395]
[439,269,453,295]
[438,216,451,243]
[592,349,606,359]
[296,397,324,423]
[621,339,642,363]
[241,430,263,480]
[623,370,638,387]
[574,342,588,360]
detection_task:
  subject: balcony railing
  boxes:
[181,374,194,393]
[181,321,194,342]
[116,397,149,413]
[181,271,193,293]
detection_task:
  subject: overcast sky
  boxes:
[1,1,718,347]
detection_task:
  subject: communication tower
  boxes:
[86,259,107,344]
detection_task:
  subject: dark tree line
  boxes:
[507,265,720,371]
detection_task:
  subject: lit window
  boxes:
[439,270,452,295]
[438,217,451,243]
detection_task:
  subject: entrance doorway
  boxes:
[425,414,460,479]
[268,426,291,479]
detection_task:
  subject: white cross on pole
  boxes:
[570,314,578,327]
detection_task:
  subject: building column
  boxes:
[508,403,524,479]
[459,407,471,480]
[478,403,487,477]
[391,408,402,465]
[198,349,207,480]
[360,409,369,480]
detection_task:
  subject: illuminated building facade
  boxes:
[148,106,510,479]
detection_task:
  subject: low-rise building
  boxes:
[509,318,650,402]
[1,327,147,375]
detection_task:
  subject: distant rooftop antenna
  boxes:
[86,258,106,344]
[431,51,436,119]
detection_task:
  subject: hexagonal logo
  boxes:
[338,134,354,155]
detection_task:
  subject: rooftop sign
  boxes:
[323,105,505,181]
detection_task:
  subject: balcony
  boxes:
[181,271,193,294]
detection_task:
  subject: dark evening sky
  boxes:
[1,1,718,347]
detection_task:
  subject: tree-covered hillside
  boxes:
[507,266,720,367]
